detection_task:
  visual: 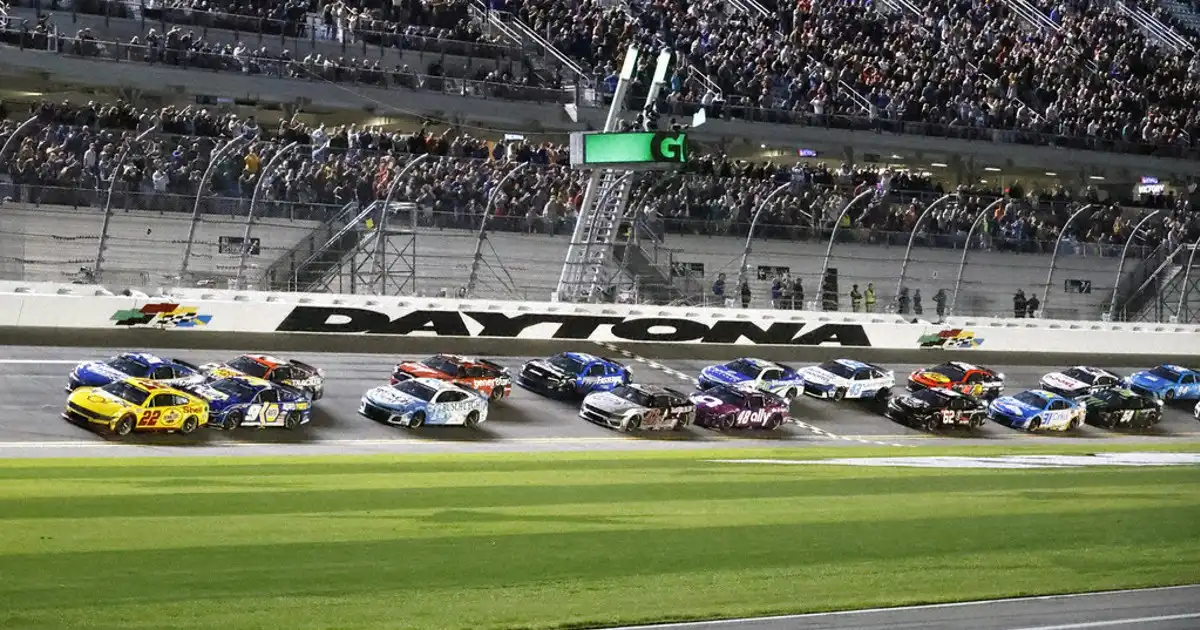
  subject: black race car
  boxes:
[1077,388,1163,429]
[886,387,987,431]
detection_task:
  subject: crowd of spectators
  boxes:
[2,101,1198,257]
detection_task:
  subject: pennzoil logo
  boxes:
[111,304,213,328]
[918,328,983,349]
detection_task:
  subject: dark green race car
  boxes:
[1077,388,1163,429]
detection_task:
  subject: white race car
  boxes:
[359,377,489,428]
[799,359,894,402]
[1039,366,1123,398]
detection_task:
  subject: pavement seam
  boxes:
[593,342,908,447]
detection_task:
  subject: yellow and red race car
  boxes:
[62,378,210,436]
[391,354,512,401]
[198,354,326,400]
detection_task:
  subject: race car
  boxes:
[1039,366,1123,398]
[987,389,1085,432]
[887,387,987,431]
[181,376,312,430]
[1077,388,1163,430]
[62,378,209,436]
[66,352,201,391]
[517,352,631,397]
[359,377,489,428]
[1124,364,1200,401]
[689,384,790,430]
[799,359,894,402]
[200,354,326,400]
[579,384,695,432]
[907,361,1004,400]
[697,358,805,398]
[392,354,511,401]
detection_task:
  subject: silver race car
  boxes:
[579,384,696,432]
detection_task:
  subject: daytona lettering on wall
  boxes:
[275,306,872,346]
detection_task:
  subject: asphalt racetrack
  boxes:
[2,345,1199,457]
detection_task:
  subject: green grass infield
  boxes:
[1,444,1198,629]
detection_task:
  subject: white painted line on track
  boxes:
[598,585,1200,629]
[0,360,81,364]
[592,342,909,448]
[1007,612,1200,630]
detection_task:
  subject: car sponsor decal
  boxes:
[111,304,213,328]
[275,307,872,346]
[917,328,983,349]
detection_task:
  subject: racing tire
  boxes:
[784,388,797,400]
[923,415,940,433]
[1027,416,1042,432]
[408,411,426,429]
[489,387,505,402]
[223,410,243,431]
[1067,417,1081,431]
[464,411,480,428]
[180,416,199,435]
[874,388,891,404]
[764,414,783,430]
[284,411,301,430]
[833,388,846,402]
[720,414,736,431]
[112,415,136,437]
[1165,390,1176,402]
[625,415,642,432]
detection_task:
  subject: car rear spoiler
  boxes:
[173,358,202,372]
[288,359,323,375]
[477,359,510,374]
[602,357,629,370]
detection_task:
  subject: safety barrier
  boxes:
[1,281,1198,366]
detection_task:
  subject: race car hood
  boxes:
[911,370,952,385]
[1041,372,1086,391]
[582,391,641,414]
[799,367,839,385]
[990,396,1036,417]
[67,387,136,418]
[699,365,746,384]
[525,359,571,378]
[203,365,252,381]
[1128,372,1172,390]
[74,361,130,384]
[364,386,426,411]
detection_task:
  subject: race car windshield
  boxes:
[548,354,586,373]
[392,380,437,402]
[723,359,764,378]
[105,356,152,377]
[1149,366,1182,381]
[612,385,654,407]
[818,361,857,379]
[421,356,461,376]
[100,381,150,405]
[210,379,257,399]
[1061,368,1099,384]
[708,387,747,405]
[1013,391,1049,407]
[930,363,967,381]
[226,357,270,379]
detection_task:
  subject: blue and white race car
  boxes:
[697,358,805,398]
[66,352,201,392]
[359,377,489,428]
[987,389,1086,432]
[798,359,894,402]
[1125,364,1200,401]
[181,376,312,430]
[517,352,631,397]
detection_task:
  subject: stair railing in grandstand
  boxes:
[94,118,159,283]
[465,161,530,297]
[1041,204,1101,311]
[895,194,955,301]
[949,198,1008,316]
[818,189,877,282]
[234,140,300,289]
[1107,209,1164,318]
[368,153,433,294]
[179,134,250,279]
[1116,1,1192,52]
[736,181,792,294]
[1174,236,1200,319]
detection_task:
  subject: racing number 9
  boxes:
[139,410,162,427]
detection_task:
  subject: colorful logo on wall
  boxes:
[918,328,983,349]
[111,304,213,328]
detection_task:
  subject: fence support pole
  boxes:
[1107,210,1162,319]
[465,162,530,297]
[895,194,954,300]
[949,198,1006,316]
[94,120,160,283]
[235,141,299,288]
[818,189,876,281]
[373,153,433,295]
[180,136,249,280]
[1042,203,1099,312]
[735,182,791,294]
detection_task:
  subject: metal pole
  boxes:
[179,136,248,279]
[0,115,40,168]
[895,194,954,299]
[374,153,433,295]
[735,182,791,293]
[235,141,299,288]
[949,198,1007,315]
[818,189,876,280]
[1107,209,1162,318]
[1174,234,1200,321]
[1042,203,1098,310]
[94,121,160,282]
[465,162,530,297]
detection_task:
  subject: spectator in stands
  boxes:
[1013,290,1027,319]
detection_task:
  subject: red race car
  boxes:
[907,361,1005,400]
[391,354,512,401]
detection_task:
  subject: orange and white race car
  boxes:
[391,354,512,402]
[197,354,326,400]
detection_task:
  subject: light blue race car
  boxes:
[987,389,1086,432]
[358,377,489,428]
[1124,364,1200,401]
[697,358,805,398]
[66,352,201,392]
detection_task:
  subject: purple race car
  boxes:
[689,384,790,430]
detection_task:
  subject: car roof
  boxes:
[1024,389,1065,401]
[946,361,980,371]
[564,351,601,363]
[124,378,182,394]
[411,377,471,393]
[626,383,680,396]
[244,354,285,368]
[121,352,169,366]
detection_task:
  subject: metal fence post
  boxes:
[1042,203,1098,310]
[1107,209,1162,318]
[0,115,40,167]
[374,153,433,294]
[180,136,249,280]
[818,189,875,281]
[950,198,1006,315]
[235,141,299,288]
[735,182,791,294]
[465,162,529,297]
[895,194,954,300]
[1174,236,1200,321]
[94,121,160,283]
